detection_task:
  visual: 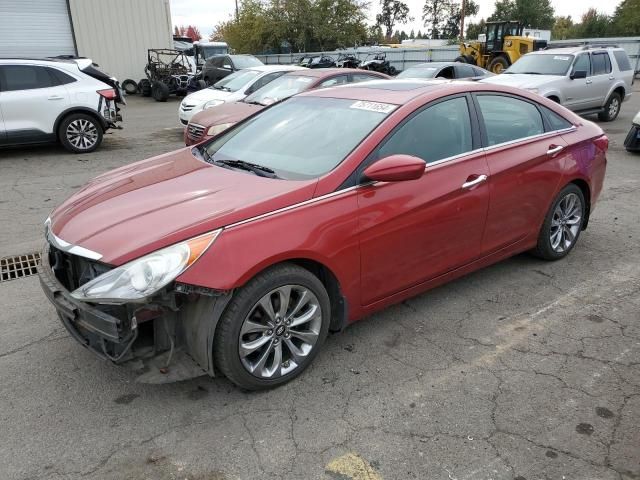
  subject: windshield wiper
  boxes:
[519,71,543,75]
[214,159,278,178]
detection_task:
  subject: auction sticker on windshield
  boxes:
[350,101,397,114]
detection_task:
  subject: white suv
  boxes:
[0,58,124,153]
[481,46,634,122]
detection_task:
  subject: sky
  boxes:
[170,0,620,39]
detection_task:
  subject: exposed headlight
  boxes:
[71,230,221,304]
[203,99,224,109]
[526,88,540,94]
[207,122,236,136]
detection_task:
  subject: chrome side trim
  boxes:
[481,126,577,154]
[45,218,103,261]
[226,185,363,229]
[424,147,485,169]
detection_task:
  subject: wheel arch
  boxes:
[568,178,591,230]
[53,107,108,137]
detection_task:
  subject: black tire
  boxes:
[197,79,207,90]
[139,79,151,97]
[531,184,585,261]
[388,66,397,76]
[454,55,467,63]
[58,112,103,153]
[487,56,509,74]
[122,79,138,95]
[598,92,622,122]
[151,81,170,102]
[214,263,331,390]
[464,55,476,65]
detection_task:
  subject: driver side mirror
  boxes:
[362,155,425,183]
[570,70,587,80]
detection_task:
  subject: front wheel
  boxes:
[487,56,509,74]
[214,264,331,390]
[532,184,585,260]
[58,113,103,153]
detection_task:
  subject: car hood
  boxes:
[49,149,316,265]
[190,101,264,127]
[480,73,561,89]
[182,87,235,105]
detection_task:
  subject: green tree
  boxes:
[551,15,574,40]
[311,0,368,50]
[572,8,611,38]
[488,0,555,29]
[444,0,479,39]
[423,0,478,39]
[465,18,485,40]
[376,0,413,40]
[409,28,415,39]
[611,0,640,36]
[416,29,423,38]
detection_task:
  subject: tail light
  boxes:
[593,135,609,153]
[97,88,117,100]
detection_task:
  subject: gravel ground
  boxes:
[0,89,639,480]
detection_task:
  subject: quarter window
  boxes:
[378,97,473,164]
[0,65,55,91]
[613,50,632,71]
[48,67,77,85]
[456,64,476,78]
[540,106,572,131]
[591,53,612,75]
[477,95,544,146]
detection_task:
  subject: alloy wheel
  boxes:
[608,98,620,118]
[550,193,582,253]
[66,119,98,151]
[238,285,322,379]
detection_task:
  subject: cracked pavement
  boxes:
[1,90,639,480]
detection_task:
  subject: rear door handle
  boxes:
[48,95,64,100]
[462,174,488,189]
[586,79,592,84]
[547,145,564,156]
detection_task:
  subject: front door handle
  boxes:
[547,145,564,156]
[462,174,488,189]
[48,95,64,100]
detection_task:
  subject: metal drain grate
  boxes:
[1,252,41,282]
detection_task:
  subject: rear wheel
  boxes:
[487,56,509,74]
[598,92,621,122]
[454,55,467,63]
[214,263,331,390]
[151,81,170,102]
[464,55,476,65]
[139,79,151,97]
[532,184,585,260]
[58,113,103,153]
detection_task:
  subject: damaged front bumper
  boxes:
[38,243,230,383]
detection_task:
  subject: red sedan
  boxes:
[184,68,389,145]
[40,80,608,390]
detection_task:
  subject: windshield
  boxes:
[506,54,575,76]
[231,56,263,69]
[203,97,394,179]
[244,75,314,105]
[212,69,261,92]
[200,45,228,58]
[397,66,439,79]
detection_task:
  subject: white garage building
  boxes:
[0,0,173,82]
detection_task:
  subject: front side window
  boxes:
[505,54,574,76]
[377,97,473,163]
[572,54,591,75]
[591,53,612,75]
[245,71,284,95]
[0,65,54,91]
[203,97,394,179]
[477,95,544,146]
[222,58,233,69]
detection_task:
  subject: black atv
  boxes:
[359,52,397,76]
[296,54,336,69]
[335,53,360,69]
[138,49,206,102]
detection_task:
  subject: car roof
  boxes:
[280,68,381,78]
[406,62,457,69]
[0,57,76,64]
[299,79,547,105]
[529,45,624,55]
[248,65,306,72]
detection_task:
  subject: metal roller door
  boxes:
[0,0,76,58]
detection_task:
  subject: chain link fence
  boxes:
[255,37,640,75]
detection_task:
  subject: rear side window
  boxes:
[378,96,473,163]
[0,65,55,91]
[319,75,348,87]
[591,53,612,75]
[48,67,77,85]
[455,64,476,78]
[472,67,487,76]
[477,95,544,146]
[613,50,632,71]
[245,71,284,94]
[351,73,381,83]
[540,106,573,131]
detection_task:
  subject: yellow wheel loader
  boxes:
[456,21,547,74]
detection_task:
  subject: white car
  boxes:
[480,46,634,122]
[0,58,124,153]
[178,65,305,126]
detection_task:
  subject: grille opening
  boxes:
[1,252,41,282]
